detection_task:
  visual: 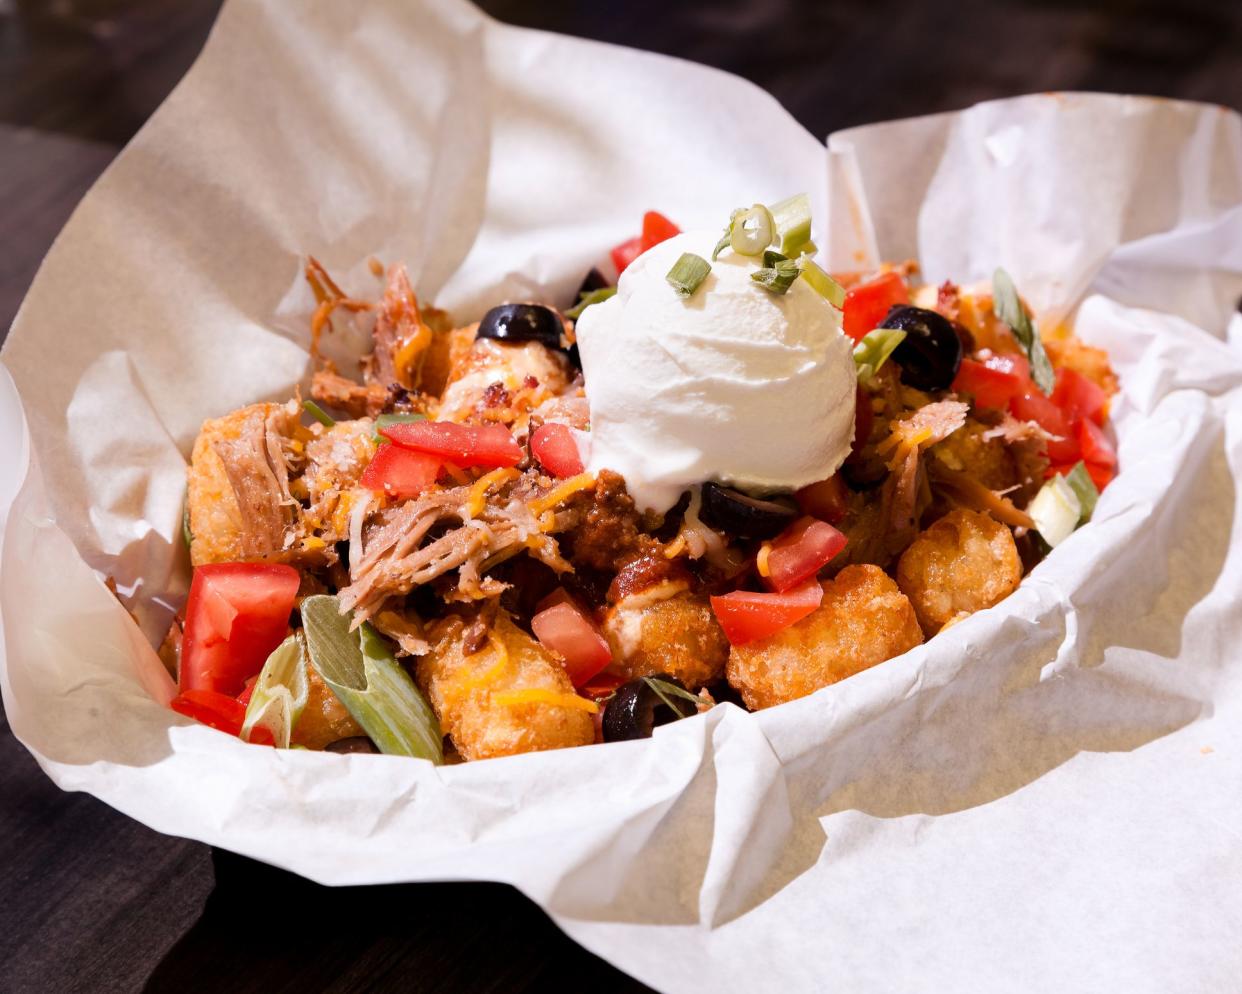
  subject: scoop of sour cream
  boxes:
[574,231,857,513]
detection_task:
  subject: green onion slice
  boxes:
[641,676,707,720]
[302,399,335,427]
[853,327,907,385]
[1028,474,1082,548]
[301,595,443,763]
[242,632,309,748]
[182,495,193,549]
[992,268,1055,395]
[712,207,745,260]
[751,251,800,295]
[799,258,845,308]
[768,193,812,257]
[566,285,616,320]
[730,204,776,257]
[372,412,426,443]
[666,252,711,297]
[1063,461,1100,523]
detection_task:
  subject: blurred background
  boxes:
[2,1,1240,991]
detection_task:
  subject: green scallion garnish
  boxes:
[302,399,335,427]
[1062,461,1100,523]
[798,258,845,308]
[665,252,711,297]
[301,595,443,763]
[566,285,616,320]
[751,250,800,295]
[768,193,812,257]
[641,676,707,719]
[1028,474,1081,548]
[182,495,193,548]
[992,268,1055,395]
[712,207,745,260]
[242,632,309,748]
[853,327,907,384]
[729,204,776,257]
[372,412,426,442]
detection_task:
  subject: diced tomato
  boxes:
[710,581,824,646]
[795,474,849,524]
[842,271,909,343]
[952,350,1031,409]
[530,423,584,478]
[236,677,257,708]
[180,563,299,696]
[762,517,848,593]
[531,595,613,687]
[640,211,681,251]
[1009,390,1081,463]
[360,443,442,499]
[1083,461,1115,490]
[852,384,873,455]
[381,420,523,469]
[1053,367,1108,427]
[1078,418,1117,468]
[611,236,644,276]
[170,690,275,745]
[579,672,627,701]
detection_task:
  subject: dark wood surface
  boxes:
[2,2,1240,992]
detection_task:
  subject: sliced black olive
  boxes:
[603,674,695,742]
[476,303,568,351]
[325,737,379,754]
[576,267,611,298]
[880,305,963,391]
[699,482,797,540]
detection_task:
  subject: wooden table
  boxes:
[2,2,1239,990]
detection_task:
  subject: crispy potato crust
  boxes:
[293,665,365,750]
[417,611,594,761]
[602,584,729,690]
[896,508,1022,635]
[726,565,923,710]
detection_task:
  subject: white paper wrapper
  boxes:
[3,2,1242,990]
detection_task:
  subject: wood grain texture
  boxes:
[2,1,1240,991]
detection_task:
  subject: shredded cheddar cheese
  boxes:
[528,473,596,517]
[492,689,599,713]
[301,536,326,552]
[756,543,772,577]
[466,467,519,518]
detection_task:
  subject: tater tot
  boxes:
[417,610,595,761]
[187,402,299,566]
[292,664,365,750]
[726,565,923,710]
[896,508,1022,635]
[602,582,729,690]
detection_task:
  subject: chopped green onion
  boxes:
[798,240,818,258]
[182,495,193,549]
[751,251,800,295]
[666,252,711,297]
[799,258,845,308]
[566,285,616,320]
[992,268,1055,395]
[242,632,309,748]
[1028,474,1081,548]
[372,412,426,442]
[730,204,776,257]
[641,676,706,720]
[853,327,907,384]
[302,399,335,427]
[768,193,812,257]
[712,208,744,261]
[301,595,443,762]
[1063,461,1100,523]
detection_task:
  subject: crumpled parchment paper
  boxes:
[2,1,1241,991]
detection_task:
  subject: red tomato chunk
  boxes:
[180,563,299,696]
[842,272,909,343]
[762,517,848,593]
[531,595,613,687]
[530,423,585,478]
[171,689,275,745]
[360,443,441,499]
[710,581,824,646]
[381,420,523,469]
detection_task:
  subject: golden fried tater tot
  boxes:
[292,664,365,750]
[726,565,923,710]
[187,401,300,566]
[417,610,594,761]
[896,508,1022,635]
[602,582,729,690]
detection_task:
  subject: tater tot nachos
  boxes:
[162,198,1118,761]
